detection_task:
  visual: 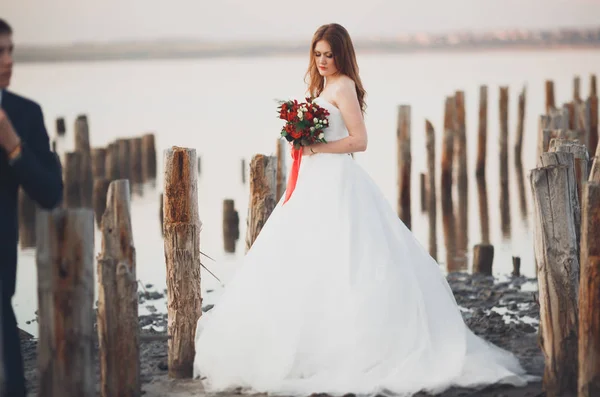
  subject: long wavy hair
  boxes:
[305,23,367,114]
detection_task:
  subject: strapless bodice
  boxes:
[313,97,349,143]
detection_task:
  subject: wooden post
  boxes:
[163,147,202,378]
[514,85,526,160]
[159,192,164,236]
[93,179,111,229]
[590,157,599,183]
[441,97,455,199]
[91,148,107,179]
[476,172,490,244]
[105,142,120,182]
[550,141,590,211]
[97,180,140,397]
[589,95,598,160]
[530,164,579,396]
[546,79,556,114]
[454,91,468,196]
[539,151,582,250]
[74,115,93,208]
[36,208,95,397]
[63,152,83,208]
[18,188,37,248]
[574,76,581,102]
[246,154,277,251]
[591,74,597,97]
[425,120,437,260]
[499,86,511,237]
[117,139,131,182]
[578,182,600,396]
[397,105,411,229]
[223,199,239,253]
[538,115,552,158]
[241,158,246,184]
[130,137,143,185]
[56,117,66,137]
[276,139,287,203]
[512,256,521,277]
[472,244,493,275]
[141,133,157,181]
[476,85,487,178]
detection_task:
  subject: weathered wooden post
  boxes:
[499,86,510,237]
[36,208,95,397]
[538,115,552,158]
[425,120,437,260]
[420,173,427,213]
[223,199,240,253]
[97,179,140,397]
[276,139,287,203]
[93,179,111,229]
[476,172,490,244]
[578,182,600,397]
[130,137,143,185]
[74,115,93,208]
[574,76,581,102]
[159,192,164,236]
[246,154,277,251]
[472,244,493,275]
[18,188,36,248]
[454,91,468,269]
[550,141,590,211]
[91,148,107,179]
[476,85,487,178]
[105,142,120,182]
[141,133,157,181]
[63,152,83,208]
[117,139,131,183]
[590,156,599,183]
[546,79,556,114]
[514,85,526,160]
[163,146,202,378]
[397,105,411,229]
[530,164,579,396]
[590,94,598,160]
[56,117,66,137]
[441,97,457,271]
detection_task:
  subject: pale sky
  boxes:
[3,0,600,45]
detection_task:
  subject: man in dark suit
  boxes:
[0,19,63,396]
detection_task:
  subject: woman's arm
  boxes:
[306,77,367,155]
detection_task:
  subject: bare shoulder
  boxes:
[333,75,356,97]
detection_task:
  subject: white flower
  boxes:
[314,118,319,124]
[310,127,315,132]
[298,111,303,120]
[323,119,328,124]
[318,132,324,139]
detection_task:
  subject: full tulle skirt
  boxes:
[193,153,533,396]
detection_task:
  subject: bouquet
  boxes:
[277,97,330,149]
[276,97,330,204]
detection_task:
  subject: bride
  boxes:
[193,23,535,396]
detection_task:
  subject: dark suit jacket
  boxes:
[0,89,63,298]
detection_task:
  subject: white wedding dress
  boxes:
[193,97,534,396]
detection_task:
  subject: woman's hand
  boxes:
[302,145,318,156]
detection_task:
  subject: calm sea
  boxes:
[10,49,600,336]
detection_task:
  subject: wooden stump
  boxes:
[425,120,437,260]
[512,256,521,277]
[578,182,600,397]
[454,91,468,195]
[472,244,493,275]
[546,79,556,114]
[91,148,107,179]
[163,147,202,379]
[550,141,590,211]
[223,199,239,253]
[476,85,487,178]
[97,180,140,397]
[441,97,455,200]
[117,139,132,183]
[63,152,83,208]
[530,164,579,396]
[538,115,552,158]
[36,208,95,397]
[141,133,157,181]
[396,105,411,229]
[93,179,111,229]
[18,187,37,248]
[246,154,277,251]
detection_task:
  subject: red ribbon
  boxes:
[283,146,302,205]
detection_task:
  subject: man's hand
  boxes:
[0,109,21,153]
